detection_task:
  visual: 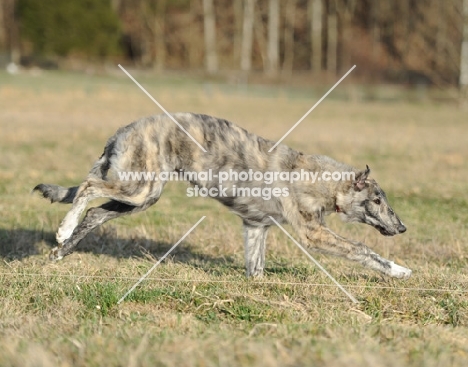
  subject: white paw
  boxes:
[49,247,64,261]
[246,267,264,278]
[389,262,412,279]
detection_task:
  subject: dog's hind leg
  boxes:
[55,175,164,247]
[55,183,95,245]
[54,179,116,244]
[244,223,270,277]
[50,196,160,260]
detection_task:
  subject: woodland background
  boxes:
[1,0,468,92]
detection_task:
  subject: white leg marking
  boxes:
[56,197,89,244]
[244,225,268,277]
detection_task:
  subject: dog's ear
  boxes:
[354,165,370,191]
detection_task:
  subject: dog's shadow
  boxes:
[0,229,383,282]
[0,227,238,272]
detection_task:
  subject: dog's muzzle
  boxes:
[376,223,406,236]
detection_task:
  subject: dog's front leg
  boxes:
[296,225,412,279]
[243,223,270,277]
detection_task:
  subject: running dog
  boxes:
[33,113,411,279]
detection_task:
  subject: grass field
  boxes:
[0,70,467,367]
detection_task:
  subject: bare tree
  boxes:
[5,0,19,63]
[436,0,446,70]
[267,0,279,75]
[203,0,218,73]
[401,0,410,61]
[308,0,322,73]
[335,0,356,72]
[233,0,243,67]
[254,1,267,70]
[461,0,468,100]
[371,0,380,65]
[241,0,255,71]
[0,0,5,50]
[141,0,167,71]
[111,0,121,12]
[282,0,296,76]
[189,0,199,69]
[327,2,337,75]
[153,0,167,71]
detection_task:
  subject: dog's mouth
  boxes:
[375,225,396,237]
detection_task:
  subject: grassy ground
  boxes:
[0,70,467,367]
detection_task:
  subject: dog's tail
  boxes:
[32,184,79,204]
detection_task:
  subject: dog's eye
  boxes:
[373,198,381,205]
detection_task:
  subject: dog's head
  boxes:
[336,166,406,236]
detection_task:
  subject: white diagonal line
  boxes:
[268,216,359,304]
[118,64,207,153]
[117,216,206,304]
[268,65,356,152]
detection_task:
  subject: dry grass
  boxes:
[0,70,467,366]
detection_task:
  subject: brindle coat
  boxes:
[34,113,411,279]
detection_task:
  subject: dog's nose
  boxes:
[398,224,406,233]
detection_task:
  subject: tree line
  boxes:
[1,0,468,87]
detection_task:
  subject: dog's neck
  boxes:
[293,154,360,214]
[334,181,354,214]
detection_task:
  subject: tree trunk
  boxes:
[111,0,121,12]
[327,9,337,75]
[282,0,296,76]
[254,2,267,71]
[189,0,198,69]
[154,0,166,72]
[308,0,322,73]
[140,1,151,66]
[233,0,243,67]
[371,0,380,65]
[2,0,19,63]
[336,0,355,73]
[460,0,468,101]
[203,0,218,74]
[267,0,279,76]
[400,0,409,69]
[240,0,255,71]
[340,14,352,72]
[0,0,6,50]
[436,0,446,72]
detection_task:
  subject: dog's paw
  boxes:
[49,246,64,261]
[246,268,264,278]
[388,262,412,279]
